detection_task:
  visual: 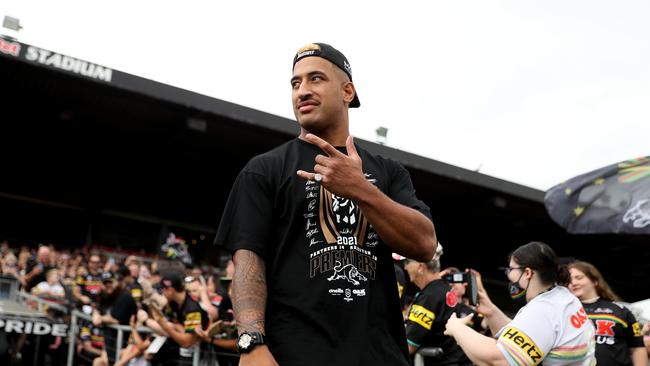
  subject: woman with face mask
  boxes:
[568,261,647,366]
[445,241,596,366]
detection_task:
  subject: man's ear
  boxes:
[342,81,356,104]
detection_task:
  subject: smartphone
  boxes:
[442,272,470,283]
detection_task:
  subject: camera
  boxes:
[442,271,478,306]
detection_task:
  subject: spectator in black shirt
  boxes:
[151,271,208,349]
[74,254,104,305]
[403,256,471,366]
[92,271,137,366]
[22,245,54,292]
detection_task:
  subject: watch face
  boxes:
[238,333,252,349]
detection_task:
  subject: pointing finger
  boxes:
[346,135,359,158]
[304,134,343,157]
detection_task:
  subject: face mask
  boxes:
[508,271,528,303]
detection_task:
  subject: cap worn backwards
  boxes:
[293,43,360,108]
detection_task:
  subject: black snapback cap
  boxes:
[293,43,360,108]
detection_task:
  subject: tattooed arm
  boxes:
[232,249,278,366]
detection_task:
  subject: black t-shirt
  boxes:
[126,282,143,303]
[215,138,432,366]
[395,262,408,307]
[102,289,137,363]
[24,259,53,292]
[168,293,209,335]
[405,280,471,366]
[75,272,104,303]
[583,299,644,366]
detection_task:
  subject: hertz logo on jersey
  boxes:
[498,326,544,365]
[409,304,435,330]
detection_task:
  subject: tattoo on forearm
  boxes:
[232,250,267,335]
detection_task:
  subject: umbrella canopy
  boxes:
[544,157,650,234]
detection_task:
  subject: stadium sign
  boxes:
[0,35,112,82]
[0,317,69,336]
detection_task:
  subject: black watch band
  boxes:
[237,331,265,354]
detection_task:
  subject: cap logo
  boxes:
[343,60,352,74]
[163,280,172,287]
[295,43,321,60]
[297,43,321,53]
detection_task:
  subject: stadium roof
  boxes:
[1,35,647,303]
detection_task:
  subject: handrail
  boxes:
[17,291,70,313]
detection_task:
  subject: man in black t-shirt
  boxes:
[92,271,137,366]
[215,43,437,366]
[23,246,54,292]
[73,254,104,305]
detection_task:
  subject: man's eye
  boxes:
[312,75,323,81]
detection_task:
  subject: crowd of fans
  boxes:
[0,240,237,366]
[1,238,650,366]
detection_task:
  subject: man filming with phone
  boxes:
[403,244,472,366]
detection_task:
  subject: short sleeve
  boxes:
[405,291,440,347]
[110,293,137,325]
[214,168,274,258]
[496,302,555,366]
[623,307,645,348]
[387,162,432,221]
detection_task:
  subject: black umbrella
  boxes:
[544,156,650,234]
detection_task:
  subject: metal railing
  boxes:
[18,291,70,314]
[414,346,443,366]
[65,309,202,366]
[12,290,238,366]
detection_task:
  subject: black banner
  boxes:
[544,157,650,234]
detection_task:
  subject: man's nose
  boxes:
[296,81,312,100]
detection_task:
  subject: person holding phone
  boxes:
[403,246,472,366]
[444,242,596,366]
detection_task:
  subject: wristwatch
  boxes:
[237,331,265,354]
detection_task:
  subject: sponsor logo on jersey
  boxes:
[594,319,615,336]
[569,308,589,329]
[183,311,202,331]
[632,322,642,337]
[446,290,458,307]
[409,304,435,330]
[593,307,613,314]
[499,326,544,365]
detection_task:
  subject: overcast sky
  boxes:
[3,0,649,190]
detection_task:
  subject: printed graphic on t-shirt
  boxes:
[498,326,545,366]
[306,173,379,303]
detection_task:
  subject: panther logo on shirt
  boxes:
[327,261,367,286]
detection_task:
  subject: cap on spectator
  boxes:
[160,271,184,291]
[101,271,117,283]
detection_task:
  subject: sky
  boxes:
[2,0,649,191]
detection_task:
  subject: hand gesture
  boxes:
[136,309,149,326]
[194,325,210,342]
[468,268,494,316]
[444,312,474,337]
[296,134,368,200]
[92,310,102,327]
